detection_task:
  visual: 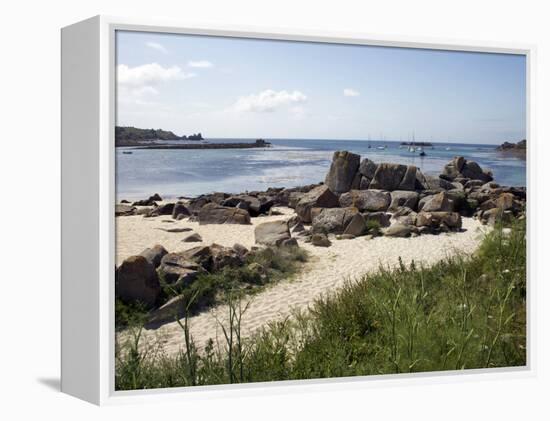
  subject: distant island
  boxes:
[115,126,203,146]
[496,139,526,154]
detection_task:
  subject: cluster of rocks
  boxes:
[116,242,251,325]
[279,151,525,245]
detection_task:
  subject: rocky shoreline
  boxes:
[115,151,526,327]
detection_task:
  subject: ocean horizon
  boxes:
[116,138,526,201]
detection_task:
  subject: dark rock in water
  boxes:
[339,189,391,212]
[254,220,291,246]
[198,203,251,225]
[363,211,391,228]
[441,156,493,182]
[419,191,454,212]
[369,163,407,191]
[312,207,358,234]
[324,151,361,194]
[150,193,162,201]
[116,255,160,307]
[139,244,168,268]
[389,191,419,211]
[312,233,331,247]
[115,204,136,216]
[120,199,130,204]
[172,202,190,219]
[383,223,412,237]
[182,233,203,242]
[295,185,339,223]
[343,213,367,236]
[158,253,203,288]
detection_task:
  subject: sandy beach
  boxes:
[116,206,488,357]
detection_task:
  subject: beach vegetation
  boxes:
[115,218,526,390]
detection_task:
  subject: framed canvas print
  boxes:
[61,16,533,405]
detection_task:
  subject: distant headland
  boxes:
[115,126,203,146]
[496,139,526,155]
[115,126,271,150]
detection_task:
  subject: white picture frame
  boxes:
[61,15,535,405]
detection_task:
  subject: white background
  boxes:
[1,0,548,418]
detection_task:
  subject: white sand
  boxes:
[116,207,488,356]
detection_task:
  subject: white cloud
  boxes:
[231,89,307,113]
[343,88,360,97]
[146,41,168,54]
[188,60,214,68]
[117,63,195,86]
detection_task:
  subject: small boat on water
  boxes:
[377,145,386,150]
[419,151,427,157]
[445,147,451,151]
[122,151,133,155]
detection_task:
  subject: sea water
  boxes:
[116,138,526,200]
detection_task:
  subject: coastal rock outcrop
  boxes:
[254,220,292,246]
[295,185,339,223]
[198,203,251,225]
[157,253,203,288]
[311,207,358,234]
[389,191,419,211]
[324,151,361,194]
[441,157,493,182]
[139,244,168,268]
[116,255,161,307]
[339,189,391,212]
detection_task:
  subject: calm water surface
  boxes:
[116,138,526,200]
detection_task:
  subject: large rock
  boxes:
[177,244,244,272]
[359,158,378,179]
[115,204,136,216]
[369,163,408,191]
[339,189,391,212]
[198,203,251,225]
[172,202,190,219]
[221,194,274,216]
[398,165,418,191]
[139,244,168,268]
[389,191,419,211]
[312,207,358,234]
[116,255,160,307]
[324,151,361,194]
[419,192,453,212]
[343,213,367,236]
[441,156,493,182]
[254,220,291,246]
[157,253,203,288]
[383,223,412,238]
[148,203,175,217]
[416,211,462,229]
[420,175,455,191]
[295,185,339,223]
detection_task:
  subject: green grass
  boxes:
[115,219,526,390]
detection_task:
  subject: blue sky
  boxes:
[116,31,526,144]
